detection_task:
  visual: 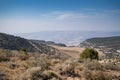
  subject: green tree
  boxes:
[80,48,99,60]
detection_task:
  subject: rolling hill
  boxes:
[0,33,36,52]
[80,36,120,57]
[81,36,120,49]
[0,33,68,56]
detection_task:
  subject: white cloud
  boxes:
[0,10,120,34]
[56,13,72,20]
[55,12,94,20]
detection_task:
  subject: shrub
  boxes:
[42,70,61,80]
[0,55,9,62]
[80,48,99,60]
[19,67,42,80]
[57,59,78,77]
[8,62,19,69]
[83,70,115,80]
[0,50,10,62]
[84,60,103,70]
[26,54,51,70]
[0,70,9,80]
[19,52,28,60]
[102,62,120,71]
[83,70,92,80]
[20,48,27,55]
[20,67,61,80]
[92,71,115,80]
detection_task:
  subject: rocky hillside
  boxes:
[80,36,120,57]
[82,36,120,48]
[0,33,36,52]
[0,33,67,56]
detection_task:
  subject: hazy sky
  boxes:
[0,0,120,34]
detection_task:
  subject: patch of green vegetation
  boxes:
[80,48,99,60]
[20,48,27,55]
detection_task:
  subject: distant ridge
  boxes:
[81,36,120,49]
[30,39,66,47]
[80,36,120,55]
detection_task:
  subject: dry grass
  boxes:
[0,48,120,80]
[83,70,116,80]
[51,46,84,58]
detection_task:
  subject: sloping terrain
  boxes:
[0,49,119,80]
[81,36,120,50]
[0,33,68,56]
[80,36,120,58]
[0,33,119,80]
[0,33,36,52]
[52,46,105,58]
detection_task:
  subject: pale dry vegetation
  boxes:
[0,49,120,80]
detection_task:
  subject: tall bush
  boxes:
[80,48,98,60]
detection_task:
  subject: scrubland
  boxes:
[0,49,120,80]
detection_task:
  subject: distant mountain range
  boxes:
[16,31,120,46]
